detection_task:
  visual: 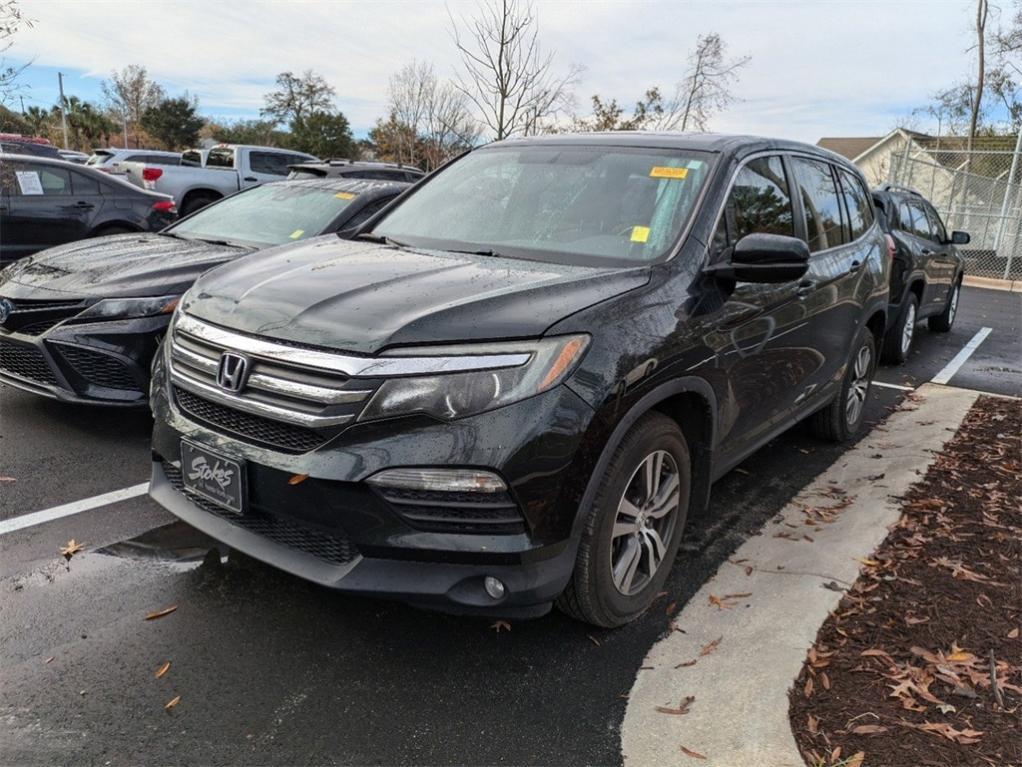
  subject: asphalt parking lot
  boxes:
[1,286,1018,766]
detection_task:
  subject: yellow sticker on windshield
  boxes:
[630,226,650,243]
[335,192,356,200]
[650,166,688,180]
[289,229,304,239]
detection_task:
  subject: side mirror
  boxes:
[950,230,970,245]
[706,233,810,284]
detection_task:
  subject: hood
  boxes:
[0,233,247,300]
[182,237,650,353]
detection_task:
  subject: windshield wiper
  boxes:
[445,248,506,258]
[354,232,410,248]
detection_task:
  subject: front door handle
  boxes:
[243,176,258,182]
[797,279,816,297]
[74,201,94,209]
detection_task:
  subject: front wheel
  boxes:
[882,293,918,365]
[928,280,961,332]
[809,329,876,442]
[557,412,691,627]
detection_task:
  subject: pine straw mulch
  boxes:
[789,395,1021,767]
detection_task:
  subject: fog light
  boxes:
[366,468,507,493]
[484,576,506,600]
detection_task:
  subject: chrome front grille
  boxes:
[168,314,377,431]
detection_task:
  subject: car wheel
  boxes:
[809,329,876,442]
[180,193,218,216]
[881,293,918,365]
[557,411,691,627]
[928,281,960,332]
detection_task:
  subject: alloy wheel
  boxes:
[845,343,872,426]
[609,450,681,596]
[948,285,959,324]
[901,302,916,355]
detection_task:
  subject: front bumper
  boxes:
[149,361,599,616]
[0,315,169,406]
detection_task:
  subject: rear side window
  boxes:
[713,155,794,253]
[791,158,845,252]
[837,169,872,240]
[71,171,102,195]
[6,164,71,196]
[206,148,235,169]
[250,152,290,176]
[181,150,204,167]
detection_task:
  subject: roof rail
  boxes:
[879,183,923,198]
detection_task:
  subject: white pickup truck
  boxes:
[121,144,318,214]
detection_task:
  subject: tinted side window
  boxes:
[792,158,845,252]
[908,201,935,240]
[71,171,102,195]
[250,152,289,176]
[925,204,947,242]
[206,148,235,169]
[7,164,72,196]
[712,155,794,253]
[838,169,871,240]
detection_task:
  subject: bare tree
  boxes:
[262,70,336,127]
[0,0,32,105]
[650,33,750,132]
[968,0,990,150]
[422,79,480,169]
[388,61,436,166]
[101,65,165,143]
[450,0,579,139]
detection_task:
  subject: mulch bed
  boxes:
[789,395,1021,767]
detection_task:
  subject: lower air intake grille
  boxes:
[162,461,358,566]
[57,345,139,391]
[0,340,57,385]
[173,386,326,453]
[375,486,526,534]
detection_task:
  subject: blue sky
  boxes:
[2,0,1007,142]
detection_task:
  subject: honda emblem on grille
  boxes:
[216,352,250,393]
[0,299,13,326]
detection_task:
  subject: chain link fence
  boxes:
[888,139,1021,279]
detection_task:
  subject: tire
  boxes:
[556,411,691,628]
[809,328,876,442]
[881,293,918,365]
[928,280,961,332]
[180,193,218,216]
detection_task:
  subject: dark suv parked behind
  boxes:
[872,185,967,363]
[149,133,889,627]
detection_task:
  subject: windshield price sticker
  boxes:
[335,191,356,200]
[15,171,44,195]
[649,166,688,180]
[289,229,304,239]
[630,226,650,243]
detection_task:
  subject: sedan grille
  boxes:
[173,386,326,453]
[161,461,358,566]
[0,340,57,385]
[56,344,140,391]
[0,298,84,336]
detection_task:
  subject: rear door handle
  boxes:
[74,201,94,209]
[797,279,816,297]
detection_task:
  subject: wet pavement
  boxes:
[0,286,1017,766]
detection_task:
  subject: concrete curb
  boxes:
[963,275,1022,293]
[620,383,980,767]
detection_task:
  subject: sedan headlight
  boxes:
[74,295,180,322]
[359,335,589,422]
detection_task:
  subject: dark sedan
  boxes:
[0,177,409,406]
[0,154,177,263]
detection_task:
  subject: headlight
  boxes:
[359,334,589,422]
[74,295,180,322]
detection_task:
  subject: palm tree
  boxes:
[23,105,51,137]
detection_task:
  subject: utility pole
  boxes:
[19,95,25,116]
[57,71,69,149]
[123,112,128,148]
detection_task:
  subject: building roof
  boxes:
[816,137,884,159]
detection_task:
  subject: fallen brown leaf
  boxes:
[0,476,16,483]
[674,659,697,669]
[155,661,171,679]
[164,695,181,711]
[1009,627,1019,639]
[679,745,707,760]
[287,473,309,485]
[43,656,54,664]
[59,539,84,560]
[804,676,814,698]
[655,695,694,716]
[845,752,866,767]
[587,634,601,647]
[699,637,722,657]
[807,713,819,734]
[850,724,888,735]
[145,605,178,621]
[490,620,511,633]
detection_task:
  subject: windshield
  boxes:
[168,182,359,247]
[373,145,712,266]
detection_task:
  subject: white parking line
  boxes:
[872,381,916,392]
[931,327,993,385]
[0,482,149,537]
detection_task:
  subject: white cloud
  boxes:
[11,0,980,141]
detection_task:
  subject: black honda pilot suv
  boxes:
[149,133,889,627]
